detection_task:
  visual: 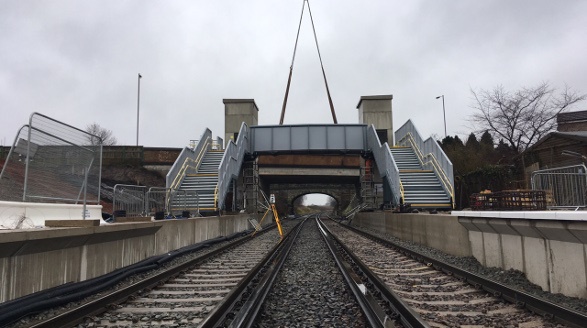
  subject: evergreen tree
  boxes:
[466,133,480,150]
[480,131,494,148]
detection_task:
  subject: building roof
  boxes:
[557,110,587,123]
[222,98,259,111]
[526,130,587,152]
[356,95,393,109]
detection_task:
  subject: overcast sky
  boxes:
[1,0,586,148]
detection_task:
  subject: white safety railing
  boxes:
[113,184,147,217]
[166,128,212,191]
[531,164,587,209]
[217,123,249,210]
[395,119,454,206]
[367,125,402,206]
[146,187,168,217]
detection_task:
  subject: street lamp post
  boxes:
[136,73,142,146]
[436,95,446,138]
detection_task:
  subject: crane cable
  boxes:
[279,0,338,125]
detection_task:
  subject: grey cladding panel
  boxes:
[346,126,365,149]
[272,127,290,150]
[327,126,345,149]
[253,128,272,151]
[309,126,327,150]
[291,126,309,150]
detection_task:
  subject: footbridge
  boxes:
[166,118,454,216]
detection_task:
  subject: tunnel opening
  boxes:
[292,193,337,216]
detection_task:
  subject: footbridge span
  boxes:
[166,97,455,216]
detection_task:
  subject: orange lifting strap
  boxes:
[279,0,338,125]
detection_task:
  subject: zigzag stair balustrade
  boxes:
[390,146,452,210]
[174,150,225,213]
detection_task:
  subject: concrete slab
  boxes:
[482,232,503,268]
[0,257,9,302]
[555,212,587,221]
[0,229,31,243]
[458,217,480,231]
[399,214,414,241]
[502,212,526,219]
[523,236,549,292]
[45,220,100,227]
[469,230,486,266]
[115,216,152,223]
[471,218,497,234]
[567,221,587,243]
[427,215,471,257]
[8,246,83,301]
[534,221,581,243]
[546,239,587,298]
[410,214,427,245]
[388,214,401,238]
[500,234,524,272]
[488,219,520,236]
[509,219,543,239]
[86,225,160,245]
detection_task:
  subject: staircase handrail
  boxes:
[395,119,454,207]
[404,132,455,207]
[366,124,402,206]
[216,122,249,210]
[166,128,212,190]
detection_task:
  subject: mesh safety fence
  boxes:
[0,113,102,204]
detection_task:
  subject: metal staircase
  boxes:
[176,150,224,212]
[390,147,452,209]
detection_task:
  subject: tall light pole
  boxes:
[436,95,446,138]
[136,73,142,146]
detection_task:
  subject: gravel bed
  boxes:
[255,219,367,327]
[352,221,587,316]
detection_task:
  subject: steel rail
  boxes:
[27,225,277,328]
[321,219,429,328]
[199,219,306,327]
[340,222,587,328]
[316,218,390,328]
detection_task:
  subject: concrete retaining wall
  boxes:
[352,212,472,257]
[458,215,587,298]
[354,211,587,299]
[0,213,262,302]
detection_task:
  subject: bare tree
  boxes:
[86,123,117,146]
[470,82,586,153]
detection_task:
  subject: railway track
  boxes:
[200,216,368,327]
[7,215,587,327]
[322,219,587,328]
[15,222,291,328]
